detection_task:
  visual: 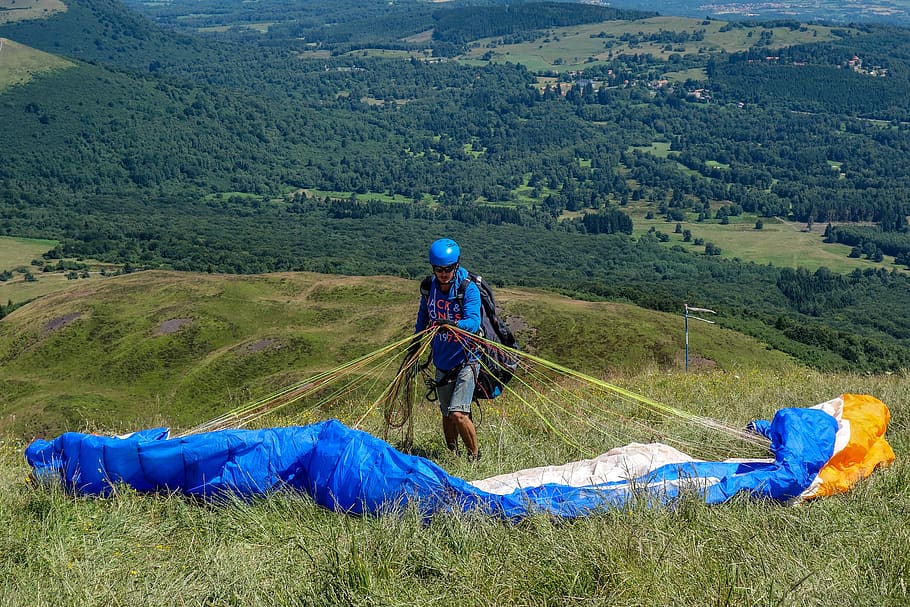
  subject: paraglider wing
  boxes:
[24,395,894,519]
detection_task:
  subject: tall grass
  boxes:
[2,368,907,606]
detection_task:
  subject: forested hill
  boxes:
[4,0,910,371]
[0,0,209,70]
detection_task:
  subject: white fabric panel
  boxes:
[470,442,700,495]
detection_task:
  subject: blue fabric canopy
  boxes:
[24,407,841,519]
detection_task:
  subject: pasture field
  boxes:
[628,205,899,273]
[299,188,421,204]
[0,272,98,306]
[198,22,273,34]
[0,236,122,307]
[0,37,72,91]
[617,146,901,273]
[462,16,849,73]
[0,0,64,24]
[0,235,56,269]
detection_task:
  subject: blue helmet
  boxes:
[428,238,460,266]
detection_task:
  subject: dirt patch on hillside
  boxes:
[507,316,536,353]
[247,339,277,353]
[44,313,80,332]
[402,29,434,43]
[505,316,529,333]
[155,318,192,335]
[676,352,716,370]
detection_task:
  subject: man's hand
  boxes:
[433,319,456,330]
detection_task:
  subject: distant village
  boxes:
[540,52,888,106]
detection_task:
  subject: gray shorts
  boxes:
[436,363,478,416]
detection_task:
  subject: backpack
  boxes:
[421,272,519,400]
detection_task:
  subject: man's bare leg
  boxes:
[449,411,478,458]
[442,415,459,451]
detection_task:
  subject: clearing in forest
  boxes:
[0,37,73,91]
[0,0,65,25]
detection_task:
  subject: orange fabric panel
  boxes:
[811,394,896,498]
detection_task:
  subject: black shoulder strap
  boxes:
[455,271,478,301]
[420,275,432,297]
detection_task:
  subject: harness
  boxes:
[419,362,483,425]
[418,275,483,423]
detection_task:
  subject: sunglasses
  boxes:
[432,263,457,273]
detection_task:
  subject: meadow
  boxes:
[1,366,906,606]
[0,268,905,605]
[0,0,65,25]
[462,16,847,73]
[628,209,897,273]
[0,269,798,439]
[0,36,71,90]
[0,236,123,308]
[0,236,55,269]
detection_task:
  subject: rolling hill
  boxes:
[3,0,910,376]
[0,269,797,438]
[0,4,907,603]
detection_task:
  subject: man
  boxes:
[415,238,482,459]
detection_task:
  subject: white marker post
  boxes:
[684,304,716,372]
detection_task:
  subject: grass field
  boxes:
[297,188,422,204]
[0,0,65,24]
[0,269,799,439]
[1,366,906,606]
[0,37,73,91]
[0,236,125,307]
[462,16,848,73]
[0,236,56,269]
[628,205,901,273]
[0,271,904,605]
[198,22,274,33]
[0,272,104,306]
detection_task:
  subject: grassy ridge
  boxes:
[0,269,797,438]
[0,271,418,436]
[0,37,72,91]
[1,367,906,606]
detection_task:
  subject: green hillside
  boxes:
[0,36,72,91]
[10,269,897,607]
[5,0,910,375]
[0,269,797,438]
[0,6,907,602]
[0,0,206,70]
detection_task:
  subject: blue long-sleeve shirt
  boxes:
[415,268,481,371]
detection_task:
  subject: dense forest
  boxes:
[4,0,910,371]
